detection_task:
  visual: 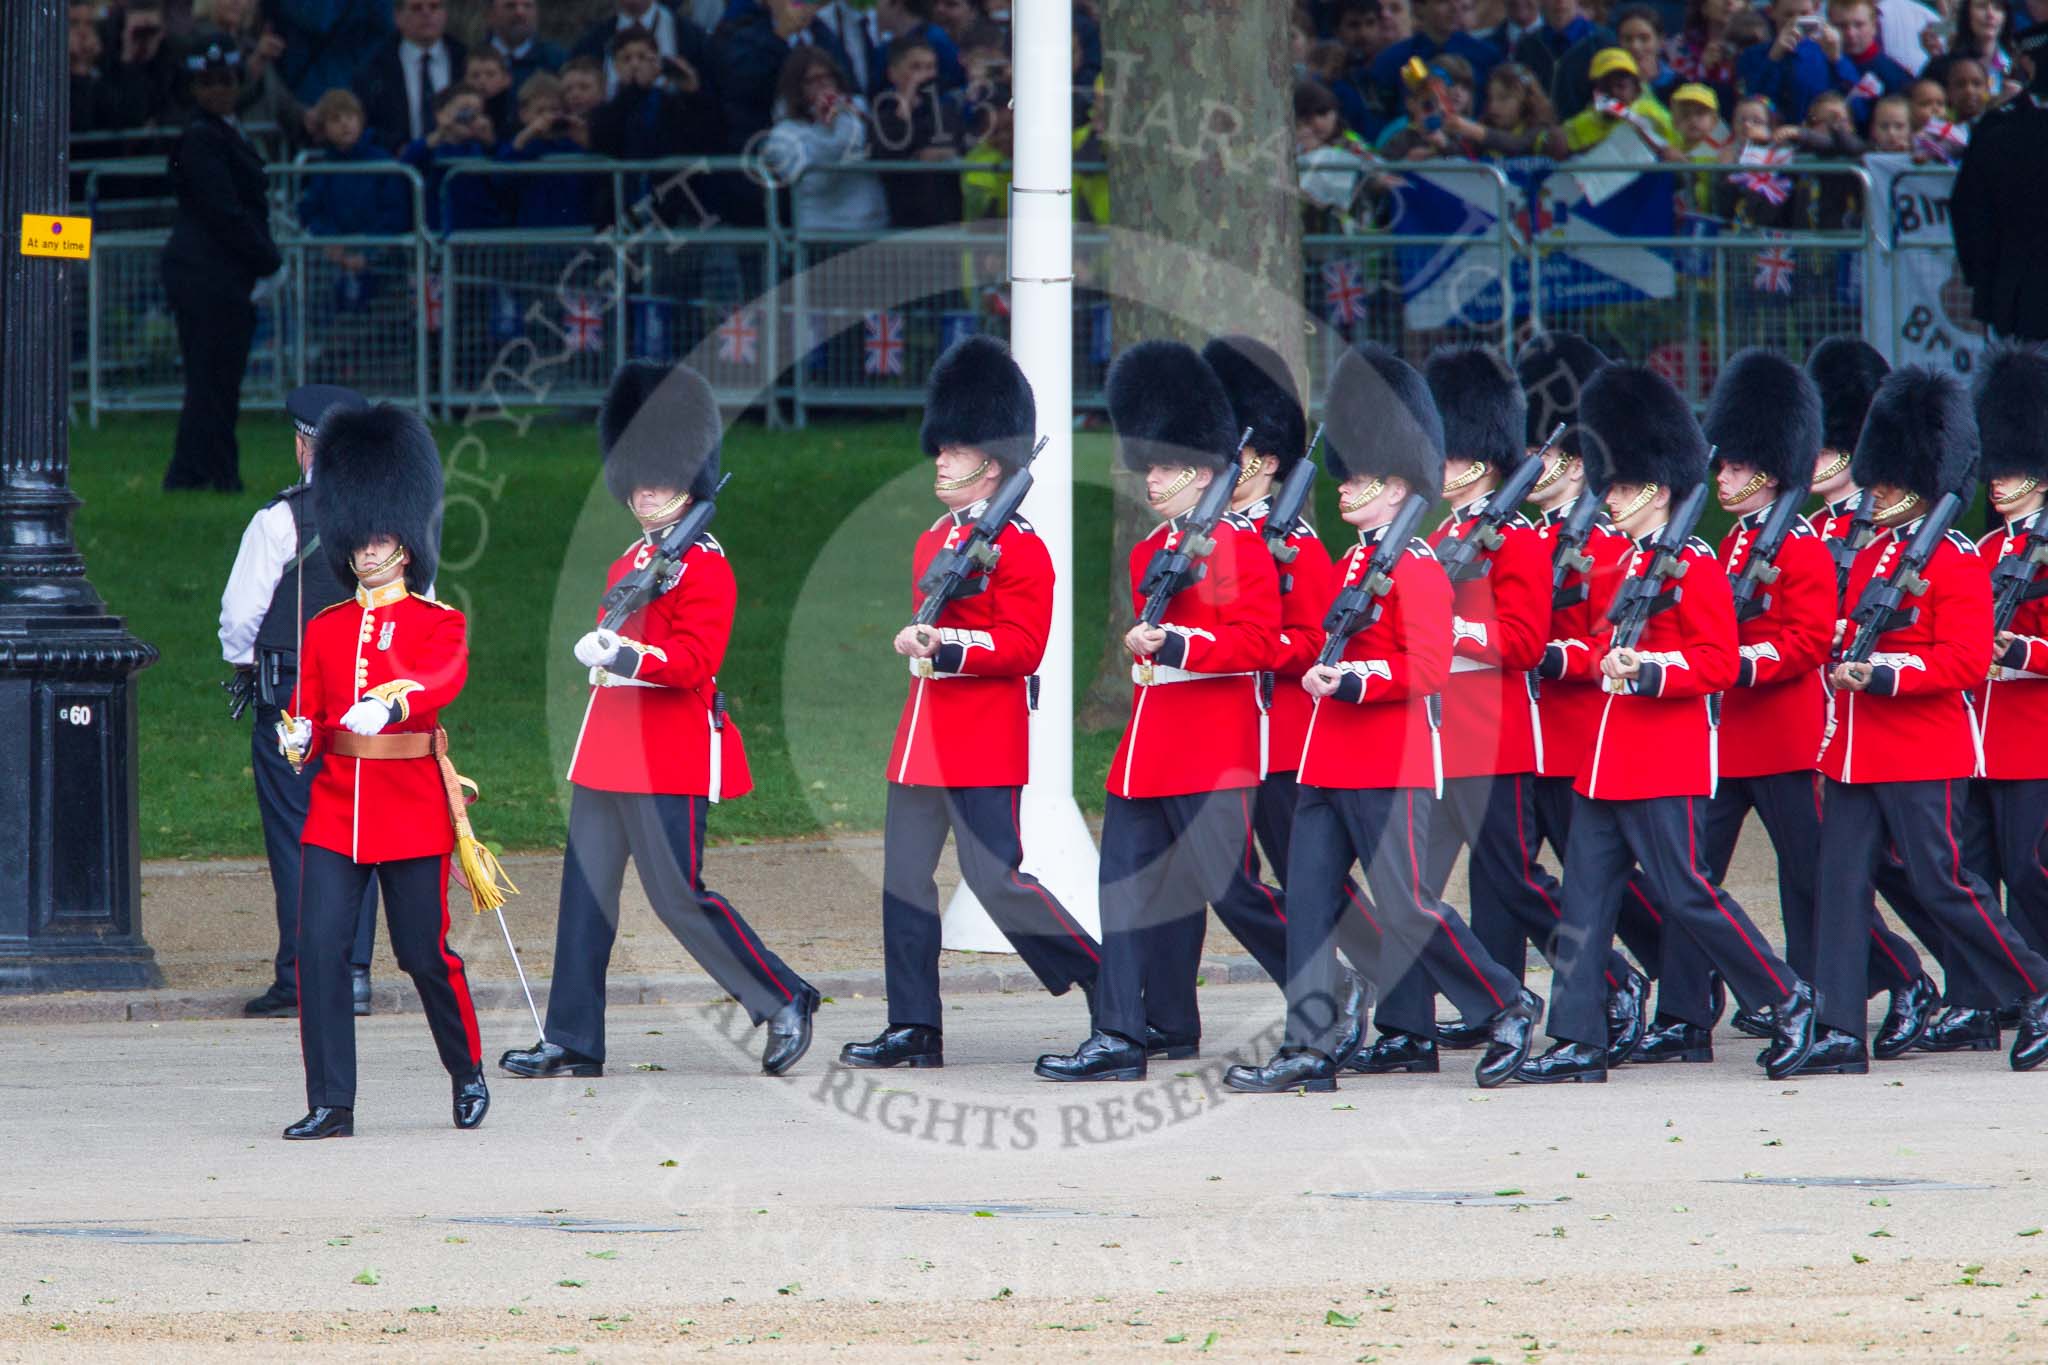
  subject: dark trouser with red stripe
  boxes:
[254,702,375,992]
[1549,793,1797,1049]
[298,845,481,1111]
[1531,775,1665,976]
[1377,774,1633,1037]
[1816,777,2048,1039]
[1285,784,1517,1054]
[545,787,807,1063]
[1974,778,2048,958]
[1653,772,1922,1027]
[1253,769,1384,984]
[881,782,1099,1030]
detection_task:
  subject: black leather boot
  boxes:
[1224,1048,1338,1093]
[1035,1030,1147,1082]
[1760,981,1818,1079]
[453,1072,490,1128]
[1914,1005,2000,1053]
[283,1106,353,1140]
[1513,1041,1608,1083]
[1347,1029,1437,1074]
[839,1025,943,1069]
[1631,1018,1714,1064]
[762,986,821,1076]
[1872,974,1940,1059]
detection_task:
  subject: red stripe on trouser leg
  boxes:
[689,798,795,1003]
[1869,926,1910,979]
[1342,882,1381,933]
[1512,774,1608,987]
[1008,788,1099,963]
[1407,790,1504,1010]
[1626,879,1663,925]
[1686,797,1786,998]
[1242,790,1285,923]
[1944,780,2037,994]
[434,853,483,1067]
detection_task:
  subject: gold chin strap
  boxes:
[637,489,691,526]
[1530,455,1570,494]
[1442,460,1488,496]
[1150,466,1198,505]
[1235,453,1264,488]
[936,458,993,492]
[355,543,407,581]
[1613,482,1660,524]
[1994,476,2042,508]
[1873,490,1921,524]
[1813,448,1852,486]
[1340,477,1386,513]
[1721,469,1770,507]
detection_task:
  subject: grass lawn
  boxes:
[75,411,1130,859]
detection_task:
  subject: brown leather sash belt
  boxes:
[329,731,436,759]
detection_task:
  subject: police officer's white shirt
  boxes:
[218,480,304,666]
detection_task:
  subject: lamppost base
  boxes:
[0,943,163,995]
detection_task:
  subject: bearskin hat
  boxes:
[1578,364,1708,496]
[1322,342,1445,494]
[1425,345,1527,472]
[1515,331,1607,456]
[1106,339,1238,473]
[1201,335,1308,475]
[1702,348,1822,496]
[1805,336,1890,454]
[313,403,443,596]
[1852,365,1980,503]
[920,336,1037,466]
[599,361,723,507]
[1972,343,2048,482]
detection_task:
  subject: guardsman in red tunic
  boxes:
[1815,366,2048,1074]
[277,405,487,1140]
[499,364,820,1082]
[1517,365,1818,1084]
[838,338,1100,1070]
[1362,346,1652,1075]
[1036,341,1284,1082]
[1806,337,1893,599]
[1224,343,1537,1093]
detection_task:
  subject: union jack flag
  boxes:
[716,307,759,366]
[862,310,905,377]
[1730,144,1793,206]
[423,273,443,332]
[562,292,604,354]
[1753,239,1795,295]
[1321,258,1366,326]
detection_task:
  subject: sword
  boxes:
[492,902,546,1043]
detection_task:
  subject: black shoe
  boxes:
[1348,1029,1437,1074]
[1760,981,1818,1079]
[1035,1030,1147,1082]
[762,985,821,1076]
[1604,969,1651,1067]
[1783,1027,1869,1076]
[1997,1001,2025,1030]
[839,1025,943,1069]
[351,966,372,1018]
[1476,998,1539,1089]
[1915,1005,2000,1053]
[1329,972,1371,1070]
[1513,1041,1608,1084]
[243,983,298,1019]
[1731,1005,1775,1039]
[453,1072,490,1129]
[498,1041,604,1079]
[1631,1018,1714,1064]
[1224,1048,1337,1093]
[2010,991,2048,1072]
[1872,974,1940,1060]
[1144,1024,1200,1061]
[283,1106,353,1140]
[1438,985,1542,1050]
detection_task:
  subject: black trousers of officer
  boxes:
[1252,769,1384,983]
[1285,784,1520,1055]
[545,786,809,1064]
[298,846,482,1111]
[253,701,375,993]
[1531,775,1665,979]
[1653,771,1924,1026]
[1815,777,2048,1040]
[1549,793,1800,1048]
[881,782,1100,1030]
[1377,774,1634,1036]
[161,261,257,491]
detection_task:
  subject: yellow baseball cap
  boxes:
[1672,82,1720,113]
[1589,47,1640,81]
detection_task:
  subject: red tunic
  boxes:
[1534,499,1633,780]
[1973,511,2048,780]
[887,506,1051,788]
[1819,522,1990,785]
[1296,530,1451,791]
[1808,492,1863,611]
[1564,537,1740,801]
[1716,513,1833,778]
[291,580,467,864]
[1107,513,1281,799]
[1427,494,1550,777]
[1243,496,1333,778]
[566,534,752,801]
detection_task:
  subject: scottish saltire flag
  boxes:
[630,297,677,362]
[489,286,522,343]
[1088,302,1113,366]
[863,310,905,377]
[716,307,759,366]
[940,310,979,356]
[562,292,604,354]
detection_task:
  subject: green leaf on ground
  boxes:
[351,1269,379,1286]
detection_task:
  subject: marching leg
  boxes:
[379,852,488,1128]
[877,783,954,1030]
[287,845,372,1138]
[948,786,1100,999]
[506,786,628,1074]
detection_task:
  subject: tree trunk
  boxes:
[1080,2,1304,728]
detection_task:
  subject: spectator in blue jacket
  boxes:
[1828,0,1913,126]
[481,0,565,89]
[497,73,596,228]
[1325,0,1402,140]
[1513,0,1610,110]
[1371,0,1500,112]
[268,0,392,104]
[299,88,412,235]
[1736,0,1857,123]
[401,84,506,231]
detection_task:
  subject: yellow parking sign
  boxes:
[20,215,92,260]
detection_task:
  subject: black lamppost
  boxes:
[0,0,163,991]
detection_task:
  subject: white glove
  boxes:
[574,629,622,668]
[340,698,391,736]
[276,715,311,757]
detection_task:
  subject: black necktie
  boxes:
[415,48,433,140]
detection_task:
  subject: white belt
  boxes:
[1991,668,2047,682]
[1449,658,1495,674]
[1132,664,1254,686]
[909,659,970,680]
[590,665,661,689]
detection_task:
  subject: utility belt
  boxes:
[911,661,1042,710]
[255,646,296,708]
[588,667,731,731]
[1132,663,1258,689]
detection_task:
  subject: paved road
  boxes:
[2,984,2045,1360]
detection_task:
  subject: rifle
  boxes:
[1728,486,1813,623]
[1136,427,1254,627]
[911,436,1045,634]
[1437,422,1566,585]
[1317,491,1432,668]
[1602,480,1710,688]
[1549,491,1606,609]
[1990,522,2048,637]
[597,473,731,632]
[1264,423,1323,593]
[1840,491,1964,663]
[1827,488,1878,599]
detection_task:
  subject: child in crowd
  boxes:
[300,88,412,242]
[401,84,505,232]
[1671,82,1729,161]
[1717,94,1799,228]
[560,56,605,122]
[1776,89,1863,228]
[1562,47,1677,155]
[1866,92,1911,151]
[1914,59,1981,162]
[1377,55,1481,159]
[591,26,726,225]
[463,48,516,134]
[1471,61,1569,157]
[870,34,966,228]
[1907,76,1946,132]
[499,72,594,229]
[1296,77,1380,232]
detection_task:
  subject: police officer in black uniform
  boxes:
[160,41,281,493]
[1953,10,2048,343]
[220,386,378,1019]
